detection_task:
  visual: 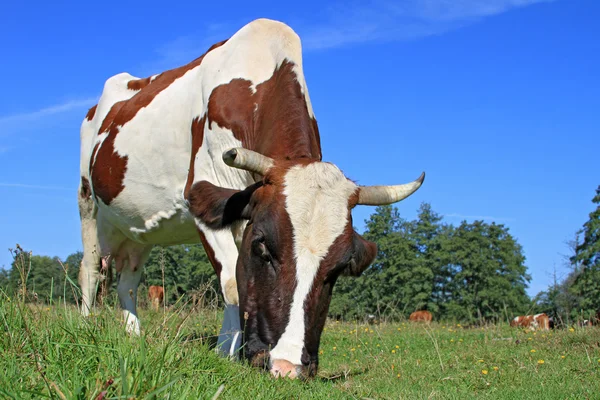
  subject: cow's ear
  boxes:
[187,180,263,229]
[345,232,378,277]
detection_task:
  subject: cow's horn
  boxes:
[357,172,425,205]
[222,148,274,176]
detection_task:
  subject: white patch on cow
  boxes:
[269,163,357,365]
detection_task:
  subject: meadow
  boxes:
[1,296,598,399]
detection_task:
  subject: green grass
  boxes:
[1,295,599,399]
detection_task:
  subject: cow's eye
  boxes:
[252,237,272,263]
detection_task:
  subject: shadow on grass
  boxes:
[317,367,370,382]
[180,330,219,349]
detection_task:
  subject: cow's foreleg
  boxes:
[197,223,242,358]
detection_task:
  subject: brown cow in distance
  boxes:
[409,310,432,323]
[510,313,550,330]
[148,286,164,311]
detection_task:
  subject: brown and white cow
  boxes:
[148,285,164,311]
[78,18,424,379]
[409,310,432,323]
[510,313,550,330]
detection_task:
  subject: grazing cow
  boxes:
[510,313,550,330]
[78,18,424,379]
[409,310,432,323]
[148,285,164,311]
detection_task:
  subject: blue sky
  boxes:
[0,0,598,297]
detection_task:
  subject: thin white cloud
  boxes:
[444,212,516,222]
[0,183,74,191]
[298,0,555,51]
[0,97,97,126]
[147,0,554,68]
[139,23,237,75]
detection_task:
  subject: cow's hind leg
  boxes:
[115,242,152,335]
[78,180,102,316]
[197,223,242,358]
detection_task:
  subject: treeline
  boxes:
[535,186,600,325]
[1,185,598,324]
[0,244,219,308]
[330,203,531,321]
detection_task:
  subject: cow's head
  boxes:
[189,148,424,379]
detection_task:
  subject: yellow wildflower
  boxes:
[482,370,488,375]
[392,349,396,354]
[493,366,499,371]
[333,346,337,351]
[351,348,355,352]
[561,355,565,359]
[478,359,484,363]
[537,359,544,365]
[395,345,400,349]
[397,373,401,378]
[569,328,575,332]
[530,349,536,353]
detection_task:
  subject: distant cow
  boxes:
[577,319,593,327]
[409,310,432,323]
[148,286,164,311]
[510,313,550,330]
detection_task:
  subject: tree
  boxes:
[6,248,67,303]
[570,186,600,317]
[409,203,449,315]
[446,221,530,322]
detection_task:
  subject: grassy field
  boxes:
[1,296,599,399]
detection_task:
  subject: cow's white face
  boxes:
[187,147,423,379]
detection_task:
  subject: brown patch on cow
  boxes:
[184,115,207,199]
[127,76,153,91]
[409,310,433,322]
[85,105,97,121]
[198,229,222,278]
[90,40,228,205]
[91,101,129,205]
[80,176,92,199]
[206,60,321,161]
